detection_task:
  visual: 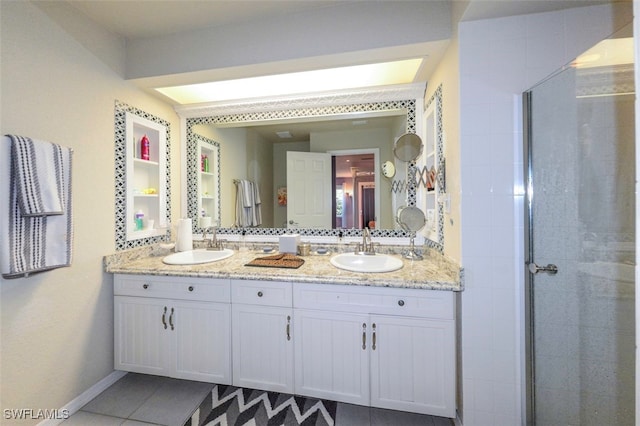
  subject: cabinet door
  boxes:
[114,296,169,375]
[172,300,231,384]
[370,315,455,417]
[232,304,294,393]
[294,309,369,405]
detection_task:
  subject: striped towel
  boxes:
[10,135,65,216]
[1,135,74,278]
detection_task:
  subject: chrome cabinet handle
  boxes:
[162,306,167,330]
[362,323,367,350]
[143,284,149,289]
[286,315,291,341]
[169,307,174,331]
[372,323,377,350]
[188,286,194,292]
[257,291,263,297]
[397,300,405,306]
[528,263,558,275]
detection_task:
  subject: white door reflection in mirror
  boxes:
[286,152,331,229]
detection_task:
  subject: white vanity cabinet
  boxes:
[113,274,231,384]
[293,283,456,417]
[113,273,456,418]
[230,280,294,394]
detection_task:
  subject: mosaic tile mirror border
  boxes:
[426,84,444,253]
[114,100,172,251]
[185,97,443,253]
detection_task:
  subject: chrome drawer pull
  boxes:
[188,286,194,292]
[398,299,405,306]
[257,291,263,297]
[143,284,149,289]
[286,315,291,341]
[169,307,174,331]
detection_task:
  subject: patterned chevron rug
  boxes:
[184,385,337,426]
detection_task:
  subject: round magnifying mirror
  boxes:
[381,161,396,178]
[396,206,427,260]
[393,133,423,163]
[397,206,426,232]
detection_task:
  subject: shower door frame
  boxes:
[523,90,535,425]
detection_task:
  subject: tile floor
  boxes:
[62,373,453,426]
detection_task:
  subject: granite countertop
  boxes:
[104,243,464,292]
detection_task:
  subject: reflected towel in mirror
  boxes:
[234,179,262,227]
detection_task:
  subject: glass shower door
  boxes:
[525,30,635,425]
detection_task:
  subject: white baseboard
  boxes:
[37,370,127,426]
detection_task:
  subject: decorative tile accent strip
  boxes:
[114,100,172,251]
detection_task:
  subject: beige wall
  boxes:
[0,2,180,423]
[423,39,461,262]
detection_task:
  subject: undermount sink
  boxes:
[330,252,403,273]
[162,249,234,265]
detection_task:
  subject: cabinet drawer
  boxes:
[114,274,230,303]
[293,283,454,320]
[231,280,292,307]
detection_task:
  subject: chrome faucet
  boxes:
[203,227,226,251]
[355,227,377,255]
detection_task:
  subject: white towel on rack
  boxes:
[234,180,249,227]
[253,181,262,226]
[1,135,74,278]
[9,135,65,216]
[241,179,253,208]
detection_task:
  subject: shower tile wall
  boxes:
[457,4,632,425]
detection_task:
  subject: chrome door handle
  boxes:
[162,306,167,330]
[362,323,367,350]
[528,263,558,275]
[372,323,377,351]
[286,315,291,341]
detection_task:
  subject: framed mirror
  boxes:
[179,86,444,252]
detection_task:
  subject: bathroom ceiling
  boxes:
[459,0,621,22]
[65,0,347,40]
[64,0,620,41]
